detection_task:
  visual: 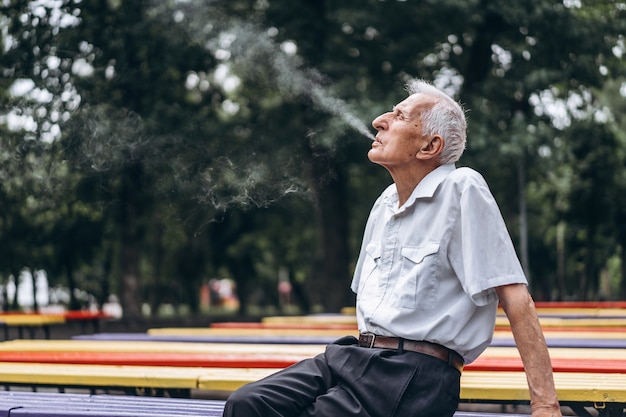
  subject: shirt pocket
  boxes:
[357,242,381,301]
[394,243,440,309]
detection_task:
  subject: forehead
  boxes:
[395,93,438,115]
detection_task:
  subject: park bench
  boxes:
[6,339,626,361]
[0,339,624,416]
[0,347,624,373]
[210,321,357,330]
[0,363,621,416]
[259,313,626,329]
[0,311,115,340]
[262,314,358,325]
[148,324,626,344]
[459,371,626,417]
[533,301,626,309]
[0,339,326,355]
[341,302,626,318]
[0,314,66,340]
[73,332,341,344]
[492,329,626,348]
[61,310,117,334]
[147,326,354,337]
[491,337,626,349]
[0,391,533,417]
[0,342,625,373]
[74,330,626,349]
[210,320,626,333]
[0,391,225,417]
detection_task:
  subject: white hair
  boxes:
[405,79,467,164]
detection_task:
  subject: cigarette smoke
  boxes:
[65,1,375,215]
[177,1,375,141]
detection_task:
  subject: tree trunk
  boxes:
[118,163,143,319]
[64,256,80,310]
[556,221,566,300]
[303,137,353,312]
[621,241,626,300]
[30,268,38,312]
[9,268,20,311]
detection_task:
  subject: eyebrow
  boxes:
[392,105,409,119]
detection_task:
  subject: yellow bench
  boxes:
[460,371,626,402]
[147,327,355,337]
[495,316,626,328]
[0,340,326,355]
[262,315,358,325]
[3,340,626,362]
[263,314,626,328]
[0,362,623,415]
[0,314,66,339]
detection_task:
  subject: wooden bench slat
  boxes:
[147,327,356,337]
[73,332,340,344]
[499,307,626,317]
[0,349,625,373]
[0,362,205,389]
[460,371,626,403]
[0,364,623,410]
[0,351,306,368]
[494,330,626,338]
[0,315,66,326]
[0,340,327,355]
[261,314,626,328]
[72,332,626,348]
[3,340,626,360]
[210,322,356,330]
[0,391,532,417]
[262,315,357,325]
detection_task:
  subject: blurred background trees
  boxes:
[1,0,625,318]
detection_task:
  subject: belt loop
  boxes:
[398,338,404,353]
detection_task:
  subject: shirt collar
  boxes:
[384,164,456,211]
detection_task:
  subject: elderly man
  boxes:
[223,79,562,417]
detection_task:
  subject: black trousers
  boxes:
[222,336,461,417]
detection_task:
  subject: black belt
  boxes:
[358,333,464,373]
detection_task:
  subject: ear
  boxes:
[416,135,444,160]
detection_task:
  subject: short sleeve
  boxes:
[448,172,528,306]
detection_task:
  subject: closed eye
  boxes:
[392,107,406,120]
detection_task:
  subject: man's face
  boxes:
[368,93,433,169]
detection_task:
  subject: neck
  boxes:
[389,164,438,207]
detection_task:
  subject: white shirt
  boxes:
[350,164,527,363]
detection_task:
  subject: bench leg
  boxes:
[596,404,625,417]
[573,403,626,417]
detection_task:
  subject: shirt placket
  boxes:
[379,209,401,292]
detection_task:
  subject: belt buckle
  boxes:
[359,333,376,349]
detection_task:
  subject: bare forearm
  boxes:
[496,284,561,417]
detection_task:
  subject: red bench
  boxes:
[0,349,624,374]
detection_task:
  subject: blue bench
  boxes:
[0,391,529,417]
[73,332,626,349]
[490,337,626,349]
[0,391,224,417]
[72,333,339,344]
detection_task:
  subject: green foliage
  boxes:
[1,0,626,315]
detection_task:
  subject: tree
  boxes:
[2,0,625,317]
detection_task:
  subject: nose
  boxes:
[372,112,389,131]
